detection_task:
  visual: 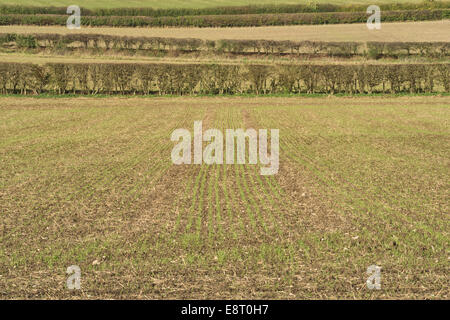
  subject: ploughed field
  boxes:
[0,96,448,299]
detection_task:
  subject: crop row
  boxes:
[2,33,449,59]
[0,9,448,27]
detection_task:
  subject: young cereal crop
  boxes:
[0,96,448,299]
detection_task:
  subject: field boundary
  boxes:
[1,9,448,27]
[1,92,448,100]
[0,62,448,96]
[1,2,449,17]
[2,33,449,60]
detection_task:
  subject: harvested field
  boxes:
[0,96,448,299]
[1,20,448,42]
[2,54,444,65]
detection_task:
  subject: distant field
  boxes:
[1,20,448,42]
[0,0,429,9]
[0,96,448,299]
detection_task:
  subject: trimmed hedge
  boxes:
[1,33,448,59]
[0,9,448,27]
[0,1,449,17]
[0,62,448,95]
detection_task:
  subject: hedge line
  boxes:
[0,62,448,95]
[0,1,449,17]
[2,33,448,59]
[1,9,448,27]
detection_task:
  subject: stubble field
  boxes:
[1,21,448,42]
[0,96,448,299]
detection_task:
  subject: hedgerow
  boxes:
[0,62,447,95]
[0,9,448,27]
[1,33,448,59]
[0,1,448,17]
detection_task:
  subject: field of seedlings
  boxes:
[0,0,449,300]
[1,96,449,299]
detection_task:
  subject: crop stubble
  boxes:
[1,20,448,42]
